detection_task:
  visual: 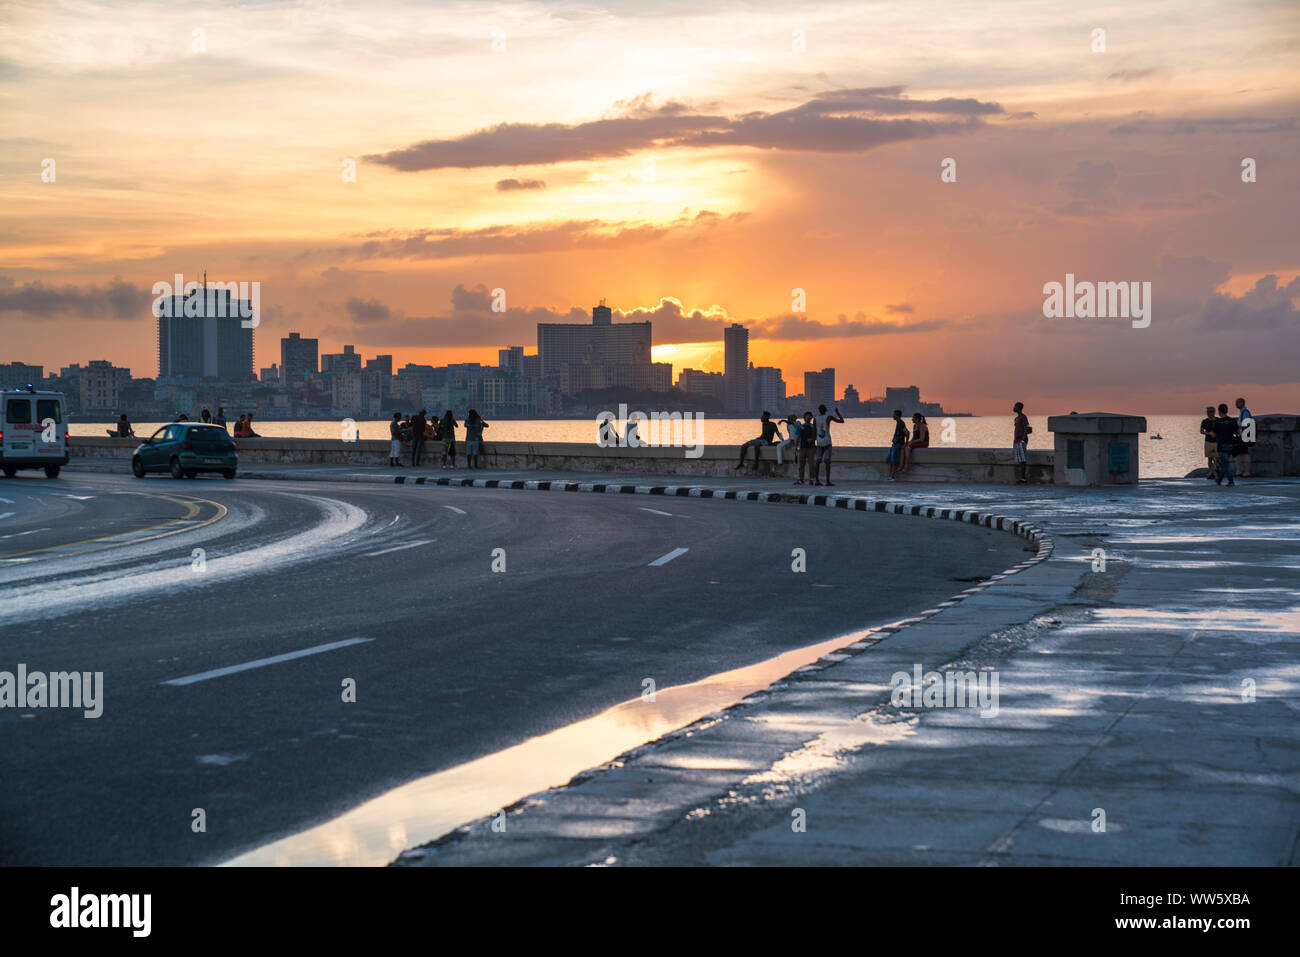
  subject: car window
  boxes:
[36,399,62,424]
[189,426,233,444]
[149,427,169,442]
[166,425,187,442]
[5,399,32,424]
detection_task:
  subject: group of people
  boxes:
[389,409,489,469]
[116,406,259,438]
[736,405,846,486]
[1200,398,1254,486]
[739,402,1033,485]
[169,407,260,437]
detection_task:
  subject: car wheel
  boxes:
[2,466,14,478]
[222,469,236,479]
[44,465,60,479]
[169,457,184,480]
[132,457,146,478]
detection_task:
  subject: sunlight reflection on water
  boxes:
[222,626,878,866]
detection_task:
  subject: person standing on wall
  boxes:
[1012,401,1030,484]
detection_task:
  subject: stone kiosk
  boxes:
[1047,413,1147,486]
[1252,415,1300,477]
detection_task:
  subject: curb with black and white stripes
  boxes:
[394,473,1055,863]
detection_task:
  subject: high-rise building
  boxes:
[331,370,385,417]
[365,355,393,378]
[260,362,280,382]
[321,345,362,374]
[677,368,725,402]
[748,364,785,413]
[724,323,749,413]
[884,385,922,416]
[281,332,319,381]
[396,363,438,390]
[77,360,132,413]
[156,288,254,380]
[560,361,672,395]
[0,362,44,389]
[537,303,651,379]
[804,368,836,409]
[498,346,525,375]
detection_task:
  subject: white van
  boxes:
[1,388,69,478]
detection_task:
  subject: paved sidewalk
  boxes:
[378,473,1298,866]
[66,460,1300,865]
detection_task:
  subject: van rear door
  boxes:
[2,396,35,458]
[34,396,66,457]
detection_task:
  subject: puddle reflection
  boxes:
[223,626,876,866]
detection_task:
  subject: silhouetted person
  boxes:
[1012,401,1029,484]
[812,404,844,485]
[410,409,427,467]
[1213,403,1238,486]
[737,411,780,469]
[1200,406,1219,480]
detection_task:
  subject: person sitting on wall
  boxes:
[900,413,929,474]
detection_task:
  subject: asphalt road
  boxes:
[0,470,1014,865]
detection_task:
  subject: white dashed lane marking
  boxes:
[161,638,375,686]
[638,507,673,516]
[648,547,689,567]
[442,505,467,515]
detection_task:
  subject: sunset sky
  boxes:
[2,0,1297,413]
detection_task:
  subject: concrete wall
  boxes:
[68,436,1055,484]
[1252,415,1300,478]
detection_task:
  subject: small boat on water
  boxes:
[1150,433,1163,440]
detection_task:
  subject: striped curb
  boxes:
[389,472,1055,861]
[396,474,1057,860]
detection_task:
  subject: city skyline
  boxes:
[3,298,959,420]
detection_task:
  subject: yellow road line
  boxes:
[0,491,227,561]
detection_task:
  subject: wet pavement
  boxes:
[379,472,1300,866]
[59,461,1300,865]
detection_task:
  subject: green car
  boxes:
[132,424,238,479]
